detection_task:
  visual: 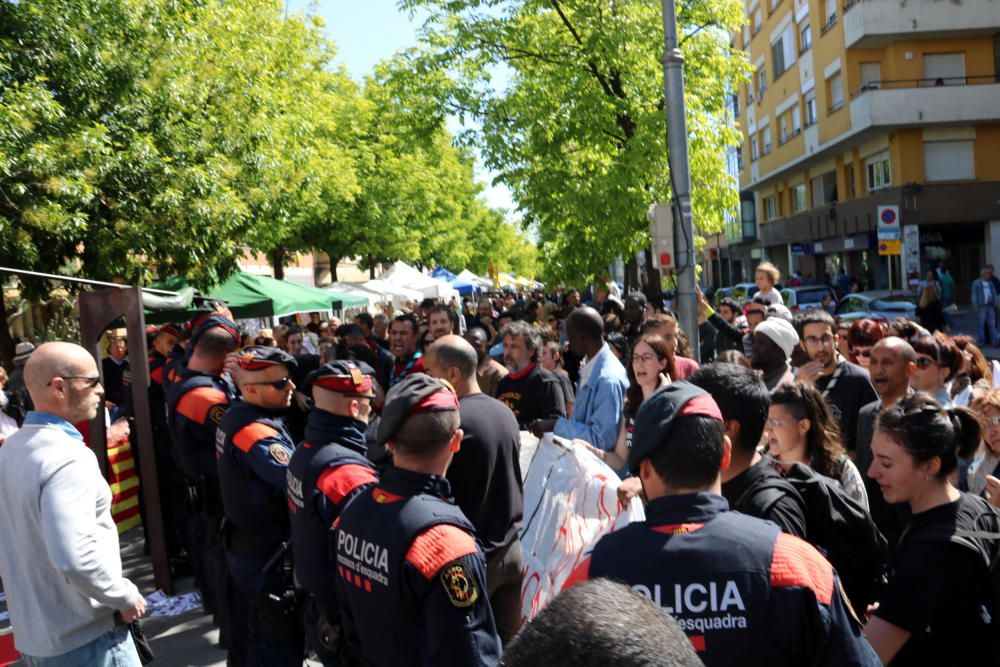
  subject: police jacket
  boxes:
[287,409,376,611]
[217,400,296,554]
[564,493,880,667]
[165,365,234,480]
[334,465,501,667]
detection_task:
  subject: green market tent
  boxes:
[149,272,358,320]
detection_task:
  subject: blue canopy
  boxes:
[430,266,476,295]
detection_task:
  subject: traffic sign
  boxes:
[878,239,901,256]
[877,205,900,240]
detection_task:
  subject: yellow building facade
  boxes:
[730,0,1000,300]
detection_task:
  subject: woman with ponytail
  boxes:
[865,393,1000,665]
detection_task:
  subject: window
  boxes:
[764,195,777,221]
[779,113,789,144]
[741,199,757,239]
[865,151,891,191]
[860,62,882,91]
[925,140,975,181]
[799,22,812,53]
[736,146,744,171]
[771,25,796,79]
[804,92,818,126]
[769,0,781,13]
[792,183,807,212]
[811,170,837,206]
[731,92,740,118]
[758,68,767,97]
[827,72,843,112]
[792,105,802,134]
[753,8,763,34]
[750,132,759,161]
[923,53,966,86]
[743,25,751,46]
[822,0,837,32]
[762,126,772,155]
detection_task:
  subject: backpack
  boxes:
[735,461,888,617]
[900,494,1000,658]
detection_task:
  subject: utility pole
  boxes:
[659,0,699,361]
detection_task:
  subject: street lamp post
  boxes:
[659,0,699,361]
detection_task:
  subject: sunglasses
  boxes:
[47,375,102,388]
[914,357,937,369]
[852,348,873,358]
[246,377,292,390]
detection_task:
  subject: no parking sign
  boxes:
[877,205,900,240]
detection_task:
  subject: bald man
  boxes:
[0,343,146,663]
[424,335,525,644]
[533,307,628,473]
[855,337,917,551]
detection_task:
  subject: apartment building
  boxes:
[731,0,1000,300]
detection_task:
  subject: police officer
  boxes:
[217,346,303,666]
[563,382,880,667]
[333,374,501,667]
[164,313,240,646]
[287,360,379,665]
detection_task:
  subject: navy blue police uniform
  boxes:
[287,361,379,666]
[217,346,303,667]
[564,382,880,667]
[164,315,239,639]
[333,374,501,667]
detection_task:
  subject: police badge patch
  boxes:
[269,443,291,465]
[440,561,479,608]
[208,404,226,424]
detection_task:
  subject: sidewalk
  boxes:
[943,306,1000,360]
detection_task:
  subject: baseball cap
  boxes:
[628,382,724,474]
[377,374,459,446]
[304,360,375,398]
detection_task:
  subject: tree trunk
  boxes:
[624,255,638,295]
[271,247,286,280]
[644,247,663,310]
[0,288,14,370]
[368,256,376,280]
[329,255,340,283]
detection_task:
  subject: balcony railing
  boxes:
[849,74,996,99]
[820,13,837,34]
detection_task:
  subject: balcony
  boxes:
[844,0,1000,49]
[849,76,1000,130]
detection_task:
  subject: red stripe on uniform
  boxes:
[232,423,280,453]
[689,635,706,652]
[404,525,478,579]
[650,522,705,535]
[769,532,834,605]
[176,387,228,423]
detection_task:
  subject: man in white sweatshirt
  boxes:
[0,342,146,664]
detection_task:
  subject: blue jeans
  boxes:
[20,626,140,667]
[978,306,999,346]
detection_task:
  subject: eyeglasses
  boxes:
[804,334,835,346]
[914,357,937,369]
[632,354,659,364]
[246,377,292,390]
[46,375,102,388]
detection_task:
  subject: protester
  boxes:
[576,333,673,472]
[283,325,305,357]
[217,346,302,665]
[465,327,508,398]
[909,333,960,407]
[750,317,798,390]
[534,307,628,454]
[504,579,703,667]
[496,321,566,429]
[333,374,501,666]
[795,309,878,453]
[563,382,878,666]
[866,393,998,664]
[640,312,699,379]
[965,387,1000,499]
[0,342,145,664]
[539,340,575,416]
[950,335,992,405]
[428,303,456,340]
[846,318,887,369]
[972,266,999,346]
[766,382,868,508]
[425,336,525,644]
[753,261,783,305]
[622,291,647,344]
[697,292,744,355]
[101,331,129,416]
[286,360,379,666]
[388,313,425,386]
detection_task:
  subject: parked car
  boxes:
[834,291,918,324]
[714,282,759,307]
[781,285,837,315]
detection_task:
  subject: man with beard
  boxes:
[751,318,798,391]
[428,304,456,340]
[795,309,877,454]
[495,321,565,429]
[388,313,425,388]
[622,292,647,345]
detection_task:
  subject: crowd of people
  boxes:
[1,260,1000,666]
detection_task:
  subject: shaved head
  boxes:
[875,336,915,362]
[24,342,104,423]
[568,306,604,342]
[428,335,478,379]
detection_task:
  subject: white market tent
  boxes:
[362,279,424,308]
[379,260,459,300]
[323,282,383,309]
[458,269,493,291]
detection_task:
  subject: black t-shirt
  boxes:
[449,393,524,558]
[876,493,998,665]
[723,459,808,539]
[102,356,129,407]
[553,368,575,406]
[815,361,878,454]
[496,364,566,429]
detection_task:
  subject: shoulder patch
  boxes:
[269,443,291,465]
[405,524,478,579]
[208,404,227,425]
[440,561,480,608]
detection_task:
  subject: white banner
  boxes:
[519,434,645,622]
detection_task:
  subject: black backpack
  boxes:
[899,494,1000,658]
[735,461,888,617]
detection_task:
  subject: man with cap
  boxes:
[333,374,501,666]
[164,312,240,641]
[751,317,798,390]
[287,360,379,665]
[563,382,879,667]
[217,346,302,666]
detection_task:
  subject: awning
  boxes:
[379,261,459,300]
[430,266,476,295]
[150,272,341,320]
